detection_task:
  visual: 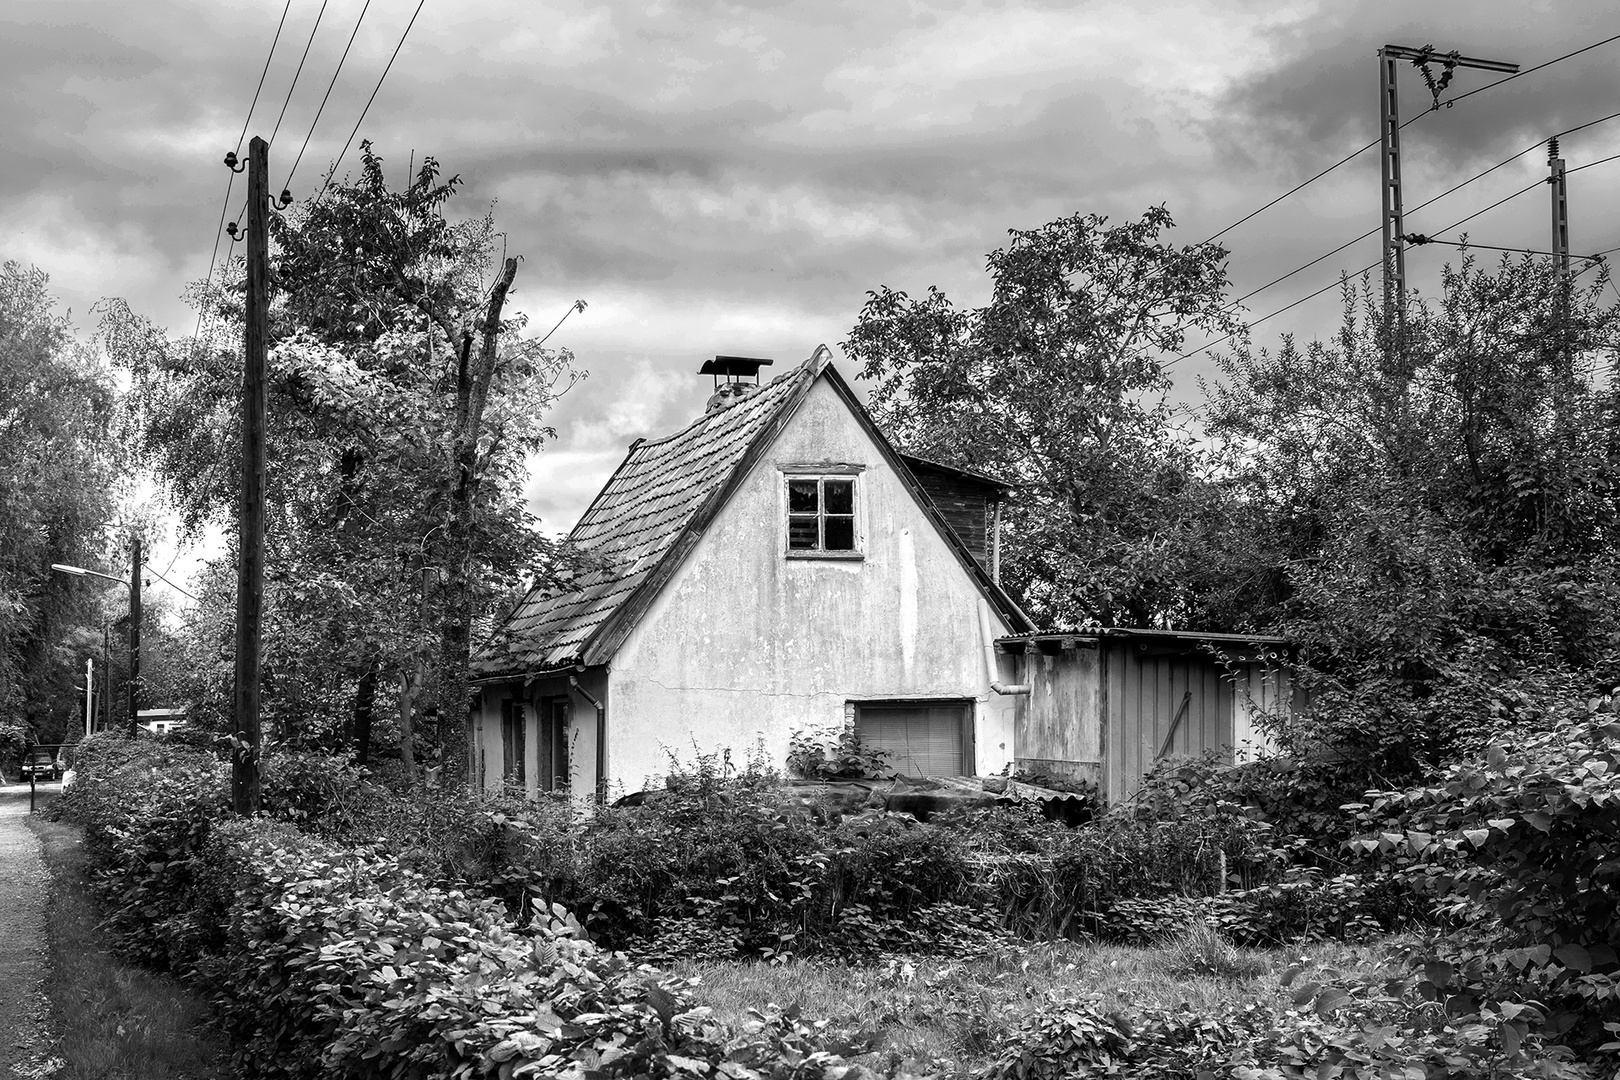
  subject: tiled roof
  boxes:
[474,354,822,677]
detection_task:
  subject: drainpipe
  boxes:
[569,676,607,804]
[979,599,1030,695]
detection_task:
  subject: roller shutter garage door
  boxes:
[854,701,972,777]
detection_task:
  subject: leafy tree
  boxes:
[1208,257,1620,783]
[0,261,123,743]
[843,207,1241,628]
[102,148,580,782]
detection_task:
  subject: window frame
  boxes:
[779,463,865,560]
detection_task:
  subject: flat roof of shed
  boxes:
[997,627,1289,649]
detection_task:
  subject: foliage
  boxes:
[1351,694,1620,1051]
[982,963,1597,1080]
[844,206,1243,629]
[100,147,582,767]
[59,733,885,1080]
[0,261,123,743]
[1208,258,1620,786]
[786,727,893,780]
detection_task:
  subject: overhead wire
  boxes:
[1161,34,1620,416]
[267,0,333,148]
[284,0,375,193]
[1196,31,1620,247]
[195,0,294,345]
[1434,32,1620,110]
[1167,143,1620,411]
[1192,113,1620,363]
[314,0,429,206]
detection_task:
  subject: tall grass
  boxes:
[28,816,226,1080]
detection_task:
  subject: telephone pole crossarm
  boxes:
[1380,45,1519,73]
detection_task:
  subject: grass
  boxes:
[672,931,1397,1077]
[27,814,227,1080]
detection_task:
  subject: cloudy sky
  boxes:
[7,0,1620,596]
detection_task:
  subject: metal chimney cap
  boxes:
[700,355,774,379]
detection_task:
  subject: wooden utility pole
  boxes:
[232,135,268,815]
[128,534,141,736]
[1378,45,1519,341]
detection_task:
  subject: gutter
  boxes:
[978,599,1030,695]
[569,676,607,804]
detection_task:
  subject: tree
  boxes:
[103,148,581,783]
[843,207,1241,628]
[0,261,123,743]
[1208,257,1620,783]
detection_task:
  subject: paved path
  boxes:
[0,782,54,1076]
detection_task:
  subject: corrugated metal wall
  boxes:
[1103,642,1236,804]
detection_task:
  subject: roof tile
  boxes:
[474,358,818,676]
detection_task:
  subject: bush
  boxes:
[58,735,874,1080]
[1352,696,1620,1056]
[982,973,1596,1080]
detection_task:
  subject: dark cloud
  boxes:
[9,0,1618,543]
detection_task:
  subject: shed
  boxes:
[997,629,1292,804]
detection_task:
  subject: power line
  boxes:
[196,0,295,345]
[1403,237,1605,260]
[235,0,295,156]
[1437,32,1620,110]
[1197,31,1620,247]
[1221,110,1620,312]
[285,0,375,193]
[1171,259,1383,368]
[267,0,333,148]
[1567,149,1620,176]
[314,0,429,206]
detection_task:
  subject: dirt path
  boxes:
[0,782,54,1076]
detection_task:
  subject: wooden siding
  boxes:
[909,472,991,566]
[1013,646,1102,782]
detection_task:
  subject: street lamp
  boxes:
[50,536,142,737]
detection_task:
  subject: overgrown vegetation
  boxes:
[28,813,226,1080]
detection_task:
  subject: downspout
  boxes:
[978,599,1030,695]
[569,676,607,804]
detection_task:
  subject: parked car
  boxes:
[21,750,61,782]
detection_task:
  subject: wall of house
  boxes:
[472,668,605,800]
[606,376,1018,793]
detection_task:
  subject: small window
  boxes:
[787,476,857,553]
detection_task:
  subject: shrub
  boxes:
[1352,696,1620,1055]
[786,727,893,780]
[59,737,873,1080]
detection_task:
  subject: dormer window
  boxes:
[781,465,864,557]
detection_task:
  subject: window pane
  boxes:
[788,515,819,549]
[788,479,819,513]
[824,516,855,551]
[824,479,853,515]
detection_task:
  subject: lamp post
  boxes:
[51,537,142,736]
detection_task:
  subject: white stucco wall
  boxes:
[473,670,604,800]
[607,375,1018,792]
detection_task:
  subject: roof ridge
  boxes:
[629,348,822,451]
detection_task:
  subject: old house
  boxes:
[999,629,1291,803]
[470,347,1034,799]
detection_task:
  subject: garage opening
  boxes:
[853,700,974,777]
